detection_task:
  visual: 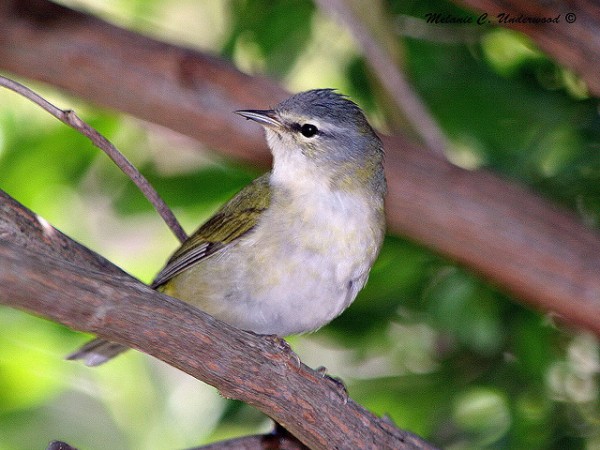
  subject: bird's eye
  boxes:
[300,123,318,138]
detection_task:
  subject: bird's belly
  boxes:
[167,244,364,335]
[168,192,383,336]
[238,243,365,335]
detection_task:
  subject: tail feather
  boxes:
[66,338,129,367]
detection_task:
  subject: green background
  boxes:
[0,1,598,449]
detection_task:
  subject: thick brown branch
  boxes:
[0,191,435,450]
[0,0,599,336]
[384,135,600,335]
[0,190,120,274]
[0,0,284,166]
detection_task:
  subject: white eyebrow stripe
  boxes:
[317,122,348,135]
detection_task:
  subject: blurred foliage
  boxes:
[0,0,599,449]
[222,0,315,75]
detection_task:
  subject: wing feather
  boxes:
[151,173,271,288]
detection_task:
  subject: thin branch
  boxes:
[315,0,449,157]
[186,435,306,450]
[0,75,187,243]
[0,191,437,450]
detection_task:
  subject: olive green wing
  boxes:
[151,173,271,288]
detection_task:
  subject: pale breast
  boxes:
[231,188,384,334]
[168,186,384,336]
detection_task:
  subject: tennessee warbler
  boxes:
[68,89,386,366]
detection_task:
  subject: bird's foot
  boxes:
[316,366,348,404]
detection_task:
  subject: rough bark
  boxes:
[0,190,435,450]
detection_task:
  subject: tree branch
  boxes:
[46,441,78,450]
[0,190,435,450]
[47,431,311,450]
[0,0,599,335]
[186,424,309,450]
[315,0,449,156]
[0,0,284,166]
[452,0,600,97]
[0,75,187,243]
[384,134,600,335]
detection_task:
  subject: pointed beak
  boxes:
[235,109,282,128]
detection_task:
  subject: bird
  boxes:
[67,89,387,366]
